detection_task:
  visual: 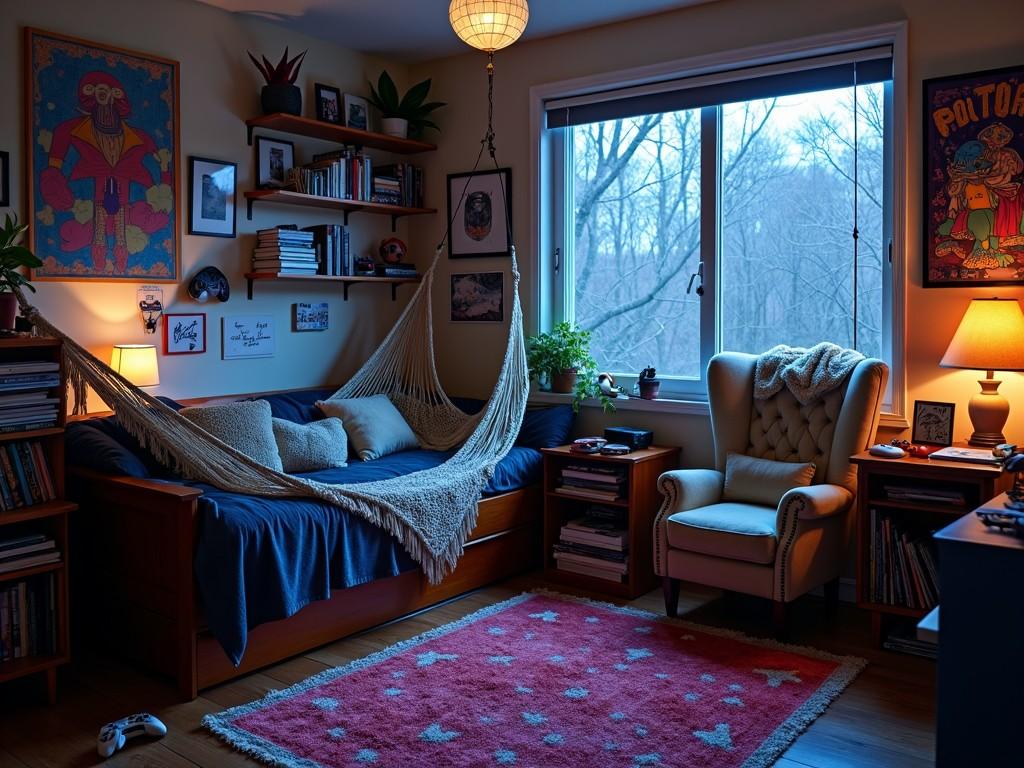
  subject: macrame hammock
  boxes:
[13,69,528,586]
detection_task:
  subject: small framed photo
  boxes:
[447,168,512,258]
[343,93,369,131]
[163,312,206,355]
[0,150,9,207]
[451,271,504,323]
[188,157,236,237]
[314,83,342,124]
[293,302,328,331]
[912,400,956,446]
[255,136,294,188]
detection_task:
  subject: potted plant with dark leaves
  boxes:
[0,215,42,331]
[248,47,307,116]
[526,322,614,412]
[637,366,661,400]
[367,71,445,139]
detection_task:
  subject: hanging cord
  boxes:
[852,62,859,351]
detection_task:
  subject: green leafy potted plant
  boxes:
[248,47,307,116]
[526,322,614,412]
[0,215,42,331]
[367,71,445,139]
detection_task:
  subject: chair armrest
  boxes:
[657,469,724,514]
[777,483,853,521]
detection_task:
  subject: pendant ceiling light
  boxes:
[448,0,529,53]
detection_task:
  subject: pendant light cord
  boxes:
[852,62,859,351]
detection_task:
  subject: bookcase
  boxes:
[0,337,75,704]
[541,445,679,598]
[850,447,1011,649]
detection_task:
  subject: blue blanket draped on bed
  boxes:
[67,389,572,664]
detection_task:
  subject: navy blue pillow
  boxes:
[66,422,150,478]
[255,388,335,424]
[515,405,575,449]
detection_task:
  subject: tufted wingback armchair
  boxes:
[654,351,888,629]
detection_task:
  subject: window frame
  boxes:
[529,22,908,426]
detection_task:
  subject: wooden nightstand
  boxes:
[850,447,1011,645]
[541,445,679,598]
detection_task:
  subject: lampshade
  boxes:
[111,344,160,387]
[940,298,1024,372]
[448,0,529,52]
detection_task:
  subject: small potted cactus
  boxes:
[248,47,307,116]
[637,366,660,400]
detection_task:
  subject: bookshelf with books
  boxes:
[0,337,75,704]
[541,445,679,598]
[850,447,1011,649]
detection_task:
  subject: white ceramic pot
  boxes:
[381,117,409,138]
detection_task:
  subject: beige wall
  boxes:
[0,0,416,405]
[410,0,1024,463]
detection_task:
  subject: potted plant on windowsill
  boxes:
[637,366,661,400]
[526,322,614,412]
[0,215,42,331]
[367,71,445,139]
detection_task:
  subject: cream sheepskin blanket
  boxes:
[754,343,864,404]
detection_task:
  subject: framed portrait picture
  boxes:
[912,400,956,446]
[451,271,504,322]
[163,312,206,355]
[26,28,181,282]
[188,157,236,238]
[314,83,342,124]
[0,151,8,207]
[923,64,1024,287]
[447,168,512,258]
[343,94,369,131]
[255,136,294,189]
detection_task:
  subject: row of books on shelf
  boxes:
[554,463,627,502]
[0,572,58,662]
[0,440,57,511]
[882,484,966,506]
[0,362,60,433]
[284,147,425,209]
[555,507,628,583]
[372,163,424,208]
[0,533,60,575]
[869,509,939,611]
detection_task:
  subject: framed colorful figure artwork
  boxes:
[26,28,181,282]
[450,271,504,322]
[163,312,206,355]
[923,64,1024,287]
[447,168,512,258]
[188,157,236,238]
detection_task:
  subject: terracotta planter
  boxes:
[261,84,302,116]
[551,368,578,394]
[638,379,661,400]
[0,293,17,331]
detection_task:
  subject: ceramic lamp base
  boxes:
[966,377,1009,447]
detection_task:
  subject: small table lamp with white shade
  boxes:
[940,298,1024,447]
[110,344,160,388]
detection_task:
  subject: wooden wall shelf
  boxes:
[244,189,435,230]
[244,272,420,301]
[245,113,437,154]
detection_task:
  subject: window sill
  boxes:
[529,390,710,416]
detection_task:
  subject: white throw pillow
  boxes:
[180,399,283,472]
[721,451,815,508]
[316,394,418,461]
[272,417,348,473]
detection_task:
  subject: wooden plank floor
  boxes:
[0,574,935,767]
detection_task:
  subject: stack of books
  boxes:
[375,263,418,278]
[0,363,60,432]
[301,224,351,276]
[869,509,940,610]
[554,509,628,582]
[289,148,372,202]
[0,440,57,510]
[884,484,966,507]
[883,623,937,659]
[555,463,627,501]
[0,533,60,575]
[372,163,424,208]
[252,228,317,275]
[0,571,58,661]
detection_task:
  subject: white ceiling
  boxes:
[195,0,718,62]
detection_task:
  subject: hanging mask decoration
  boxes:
[188,266,230,303]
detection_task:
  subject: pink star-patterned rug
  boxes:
[204,591,865,767]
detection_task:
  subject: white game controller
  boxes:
[97,712,167,758]
[868,443,906,458]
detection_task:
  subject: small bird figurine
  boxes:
[597,372,623,398]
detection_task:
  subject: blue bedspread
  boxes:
[67,390,571,664]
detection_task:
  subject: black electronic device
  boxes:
[604,426,653,450]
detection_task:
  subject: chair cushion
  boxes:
[316,394,419,461]
[180,399,284,471]
[665,502,778,565]
[272,416,348,473]
[721,452,815,508]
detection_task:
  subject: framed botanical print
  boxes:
[188,157,236,238]
[447,168,512,258]
[255,136,294,189]
[923,64,1024,287]
[26,28,180,281]
[163,312,206,355]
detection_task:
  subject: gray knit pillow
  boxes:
[180,399,283,472]
[316,394,418,461]
[272,416,348,473]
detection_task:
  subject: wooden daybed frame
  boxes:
[66,393,541,700]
